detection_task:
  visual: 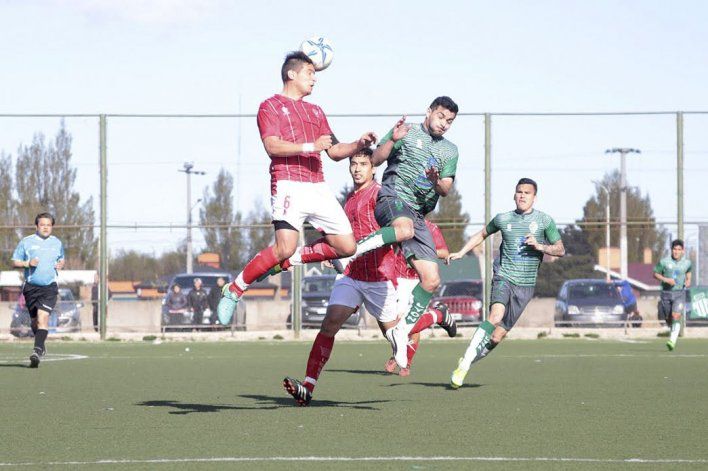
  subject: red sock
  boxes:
[280,238,339,271]
[304,332,335,391]
[240,246,279,285]
[406,339,419,367]
[409,309,441,335]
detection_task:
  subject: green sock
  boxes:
[404,284,433,325]
[355,227,397,257]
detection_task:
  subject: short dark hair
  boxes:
[671,239,684,249]
[516,178,538,194]
[35,212,55,226]
[429,96,459,114]
[350,147,374,160]
[281,51,314,83]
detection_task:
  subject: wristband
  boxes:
[302,143,315,153]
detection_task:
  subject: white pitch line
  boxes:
[0,456,707,467]
[0,353,88,364]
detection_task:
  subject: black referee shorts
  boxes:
[22,282,58,318]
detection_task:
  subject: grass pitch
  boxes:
[0,338,707,470]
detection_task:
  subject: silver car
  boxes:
[10,288,83,337]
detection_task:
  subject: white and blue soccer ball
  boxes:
[300,37,334,71]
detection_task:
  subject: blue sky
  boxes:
[1,0,707,255]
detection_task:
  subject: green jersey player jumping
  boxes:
[447,178,565,389]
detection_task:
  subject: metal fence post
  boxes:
[291,231,304,338]
[677,112,686,337]
[484,113,492,322]
[99,115,108,340]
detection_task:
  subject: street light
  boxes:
[178,162,206,274]
[605,148,640,279]
[592,180,611,282]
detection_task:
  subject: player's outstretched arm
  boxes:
[262,135,333,157]
[372,116,410,166]
[446,228,488,264]
[327,131,378,161]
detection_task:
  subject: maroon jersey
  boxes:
[396,220,448,279]
[257,94,334,194]
[344,181,397,283]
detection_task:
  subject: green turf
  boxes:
[0,338,707,470]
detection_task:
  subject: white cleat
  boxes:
[385,322,410,369]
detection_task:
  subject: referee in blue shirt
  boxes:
[12,213,65,368]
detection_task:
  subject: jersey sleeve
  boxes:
[485,214,501,235]
[58,241,65,261]
[11,239,26,261]
[544,216,562,244]
[653,260,664,274]
[317,106,334,138]
[257,101,281,140]
[440,151,458,179]
[687,261,693,273]
[377,128,404,153]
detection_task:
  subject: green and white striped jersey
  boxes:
[653,256,692,291]
[486,209,561,287]
[377,124,458,215]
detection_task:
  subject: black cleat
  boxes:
[283,377,312,406]
[435,302,457,338]
[29,348,42,368]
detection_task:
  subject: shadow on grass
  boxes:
[135,399,278,415]
[136,394,392,414]
[387,382,484,391]
[0,363,31,368]
[326,368,391,376]
[239,394,392,410]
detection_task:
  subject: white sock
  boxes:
[460,327,491,370]
[670,319,681,344]
[234,272,248,292]
[289,247,303,266]
[355,233,385,258]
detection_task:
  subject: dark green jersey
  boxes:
[377,124,458,215]
[486,209,561,287]
[654,256,692,291]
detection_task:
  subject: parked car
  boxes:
[10,288,83,337]
[287,275,361,328]
[431,279,483,326]
[161,272,246,331]
[555,279,627,327]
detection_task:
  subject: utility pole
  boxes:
[605,148,640,279]
[178,162,205,274]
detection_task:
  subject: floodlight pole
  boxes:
[605,148,640,279]
[179,162,205,274]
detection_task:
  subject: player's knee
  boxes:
[491,330,507,343]
[273,243,296,261]
[419,272,440,292]
[320,317,342,336]
[395,225,414,241]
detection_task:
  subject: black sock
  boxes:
[31,325,38,335]
[34,329,48,353]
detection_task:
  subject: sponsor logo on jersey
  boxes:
[416,139,423,149]
[529,221,539,233]
[281,106,290,115]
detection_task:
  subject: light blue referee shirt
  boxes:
[12,234,65,286]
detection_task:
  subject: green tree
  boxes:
[428,183,469,252]
[199,168,247,271]
[0,152,14,269]
[582,170,667,263]
[14,122,96,268]
[109,249,160,281]
[245,198,273,261]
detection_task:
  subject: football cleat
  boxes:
[29,348,42,368]
[217,283,241,325]
[385,322,410,369]
[450,357,469,389]
[384,357,397,374]
[283,377,312,406]
[666,340,675,351]
[331,256,352,275]
[398,366,410,377]
[434,302,457,338]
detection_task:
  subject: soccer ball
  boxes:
[300,37,334,71]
